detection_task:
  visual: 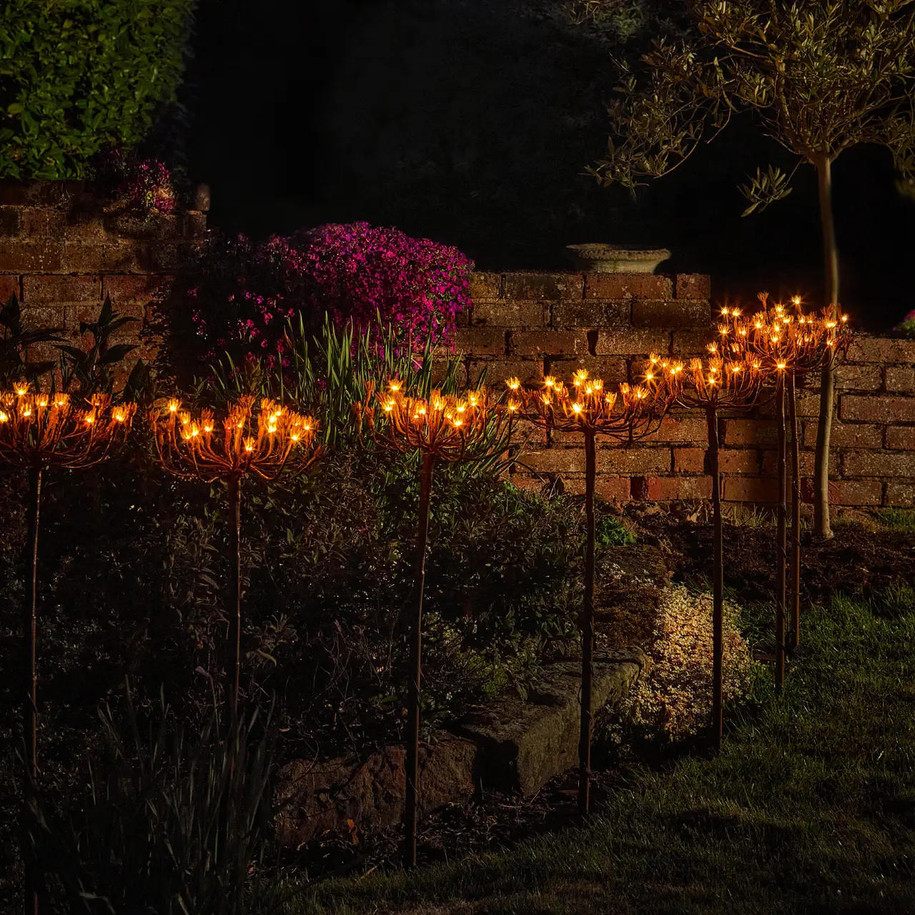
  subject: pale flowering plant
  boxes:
[619,585,758,744]
[894,308,915,339]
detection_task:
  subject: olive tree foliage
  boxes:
[585,0,915,537]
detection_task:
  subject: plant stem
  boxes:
[228,476,242,721]
[579,429,596,816]
[814,154,838,539]
[23,463,40,915]
[788,374,802,651]
[404,452,435,868]
[776,379,787,692]
[706,407,724,750]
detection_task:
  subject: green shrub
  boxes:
[596,514,636,546]
[0,0,194,179]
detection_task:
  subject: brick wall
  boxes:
[460,271,915,508]
[0,179,206,362]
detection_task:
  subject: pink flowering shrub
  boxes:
[95,147,175,217]
[894,308,915,339]
[182,223,473,371]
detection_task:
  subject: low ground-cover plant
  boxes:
[621,585,757,744]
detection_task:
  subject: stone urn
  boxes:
[566,244,671,274]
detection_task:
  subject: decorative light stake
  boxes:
[720,298,851,685]
[150,396,320,718]
[0,389,136,915]
[646,354,763,748]
[357,381,513,868]
[508,370,671,814]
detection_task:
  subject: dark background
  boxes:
[181,0,915,330]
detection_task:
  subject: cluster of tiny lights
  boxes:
[644,354,763,409]
[366,380,509,461]
[0,390,136,466]
[150,395,317,482]
[506,369,663,433]
[714,294,851,376]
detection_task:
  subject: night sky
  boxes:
[183,0,915,331]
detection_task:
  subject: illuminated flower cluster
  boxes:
[644,353,763,410]
[713,294,852,377]
[505,369,668,435]
[360,380,511,462]
[0,390,135,467]
[149,395,319,483]
[895,308,915,339]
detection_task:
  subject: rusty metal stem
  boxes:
[228,476,242,721]
[788,375,801,651]
[706,407,723,750]
[579,429,596,817]
[776,380,787,692]
[23,463,41,915]
[404,452,435,868]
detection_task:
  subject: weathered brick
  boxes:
[22,274,101,304]
[0,179,84,206]
[847,336,915,365]
[19,207,66,236]
[472,300,547,327]
[74,300,144,327]
[886,426,915,450]
[503,272,584,301]
[520,447,583,473]
[468,272,502,300]
[640,475,712,501]
[62,243,144,273]
[842,395,915,423]
[564,477,631,501]
[762,449,822,476]
[594,328,669,356]
[466,359,543,387]
[453,327,508,356]
[552,300,629,327]
[0,274,19,301]
[802,421,883,450]
[718,449,762,474]
[886,482,915,507]
[102,274,174,304]
[0,207,20,236]
[545,356,628,385]
[643,415,708,445]
[511,330,588,356]
[673,447,706,473]
[793,391,825,418]
[20,306,66,332]
[721,418,777,446]
[835,364,883,391]
[0,241,63,272]
[803,479,884,506]
[723,476,778,503]
[670,329,715,356]
[598,447,669,474]
[584,274,673,300]
[631,299,712,328]
[843,450,915,477]
[885,366,915,393]
[675,274,711,300]
[181,211,209,239]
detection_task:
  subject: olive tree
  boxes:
[586,0,915,537]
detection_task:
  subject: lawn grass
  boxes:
[280,586,915,914]
[875,508,915,535]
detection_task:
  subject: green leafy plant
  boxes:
[28,690,279,915]
[0,295,62,386]
[596,514,636,546]
[593,0,915,537]
[0,0,194,178]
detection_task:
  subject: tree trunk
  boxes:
[814,155,839,539]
